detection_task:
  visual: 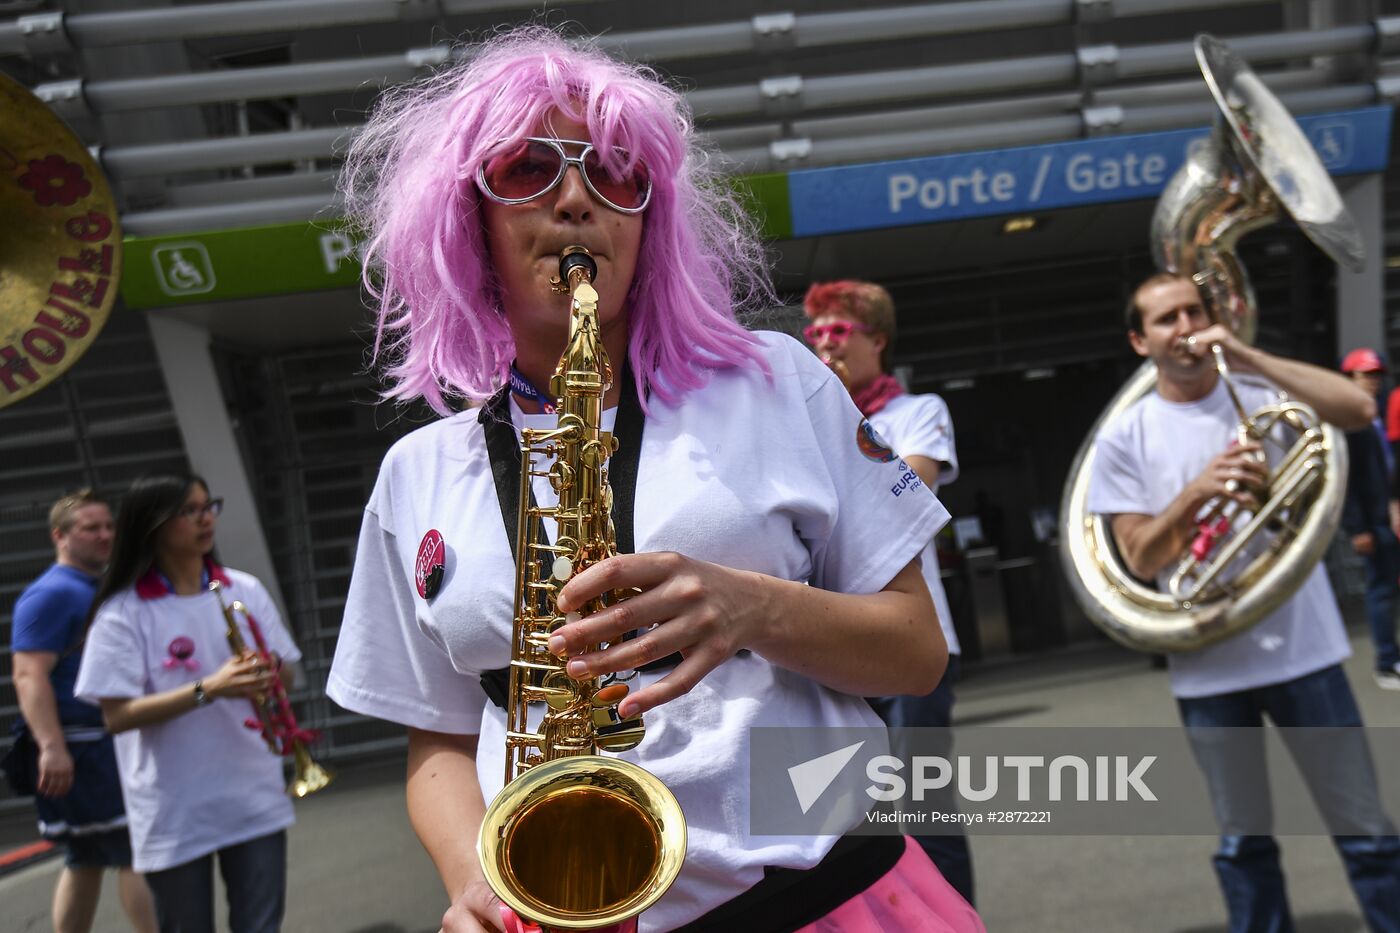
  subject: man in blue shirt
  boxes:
[11,490,155,933]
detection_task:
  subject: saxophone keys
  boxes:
[581,439,608,469]
[540,670,578,710]
[592,682,629,707]
[591,683,645,751]
[595,717,646,752]
[549,459,574,493]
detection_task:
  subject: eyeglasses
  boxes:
[477,137,652,214]
[177,498,223,522]
[803,320,873,345]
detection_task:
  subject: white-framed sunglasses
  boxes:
[476,137,652,214]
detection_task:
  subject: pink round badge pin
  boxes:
[415,529,446,600]
[163,635,199,671]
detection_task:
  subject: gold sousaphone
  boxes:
[1059,35,1363,653]
[1,72,121,409]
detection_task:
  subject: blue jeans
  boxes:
[1361,527,1400,671]
[867,655,974,907]
[143,830,286,933]
[1177,665,1400,933]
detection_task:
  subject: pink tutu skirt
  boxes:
[504,838,984,933]
[794,838,985,933]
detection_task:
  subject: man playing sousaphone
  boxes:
[1087,271,1400,931]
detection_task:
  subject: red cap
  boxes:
[1341,348,1385,374]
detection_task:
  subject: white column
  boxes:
[145,312,285,614]
[1337,174,1385,359]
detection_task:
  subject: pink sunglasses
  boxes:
[803,320,872,345]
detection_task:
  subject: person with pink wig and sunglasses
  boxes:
[328,28,982,933]
[804,280,973,908]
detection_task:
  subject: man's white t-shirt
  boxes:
[328,332,951,932]
[868,392,962,656]
[1087,376,1350,698]
[74,568,300,872]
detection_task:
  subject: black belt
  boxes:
[477,363,680,710]
[672,833,905,933]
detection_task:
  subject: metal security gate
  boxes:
[219,343,436,764]
[0,308,188,812]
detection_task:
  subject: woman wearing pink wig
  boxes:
[329,28,982,933]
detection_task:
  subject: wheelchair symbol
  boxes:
[152,243,216,296]
[1307,122,1353,169]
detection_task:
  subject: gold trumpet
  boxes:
[476,247,684,933]
[210,581,333,798]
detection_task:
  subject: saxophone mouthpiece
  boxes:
[558,245,596,286]
[551,246,596,293]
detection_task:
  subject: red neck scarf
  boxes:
[135,557,231,600]
[852,372,904,416]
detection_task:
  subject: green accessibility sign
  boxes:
[119,173,792,311]
[121,222,366,310]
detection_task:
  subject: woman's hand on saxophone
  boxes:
[552,551,751,719]
[552,551,944,716]
[203,652,278,700]
[439,879,506,933]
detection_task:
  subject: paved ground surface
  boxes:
[3,622,1397,933]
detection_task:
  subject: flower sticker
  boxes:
[19,154,92,207]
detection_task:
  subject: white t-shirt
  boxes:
[1087,377,1350,698]
[74,568,301,872]
[328,332,950,932]
[868,392,961,656]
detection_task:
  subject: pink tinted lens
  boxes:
[805,322,854,343]
[482,141,564,201]
[582,149,650,210]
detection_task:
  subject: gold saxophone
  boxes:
[477,247,685,933]
[209,581,333,798]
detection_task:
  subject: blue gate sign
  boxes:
[787,107,1391,238]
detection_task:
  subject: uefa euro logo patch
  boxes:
[856,419,897,462]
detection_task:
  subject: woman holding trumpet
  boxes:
[329,27,981,933]
[75,475,302,933]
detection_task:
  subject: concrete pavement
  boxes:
[4,626,1397,932]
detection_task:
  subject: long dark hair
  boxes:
[88,474,209,629]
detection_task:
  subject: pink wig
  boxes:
[340,27,775,413]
